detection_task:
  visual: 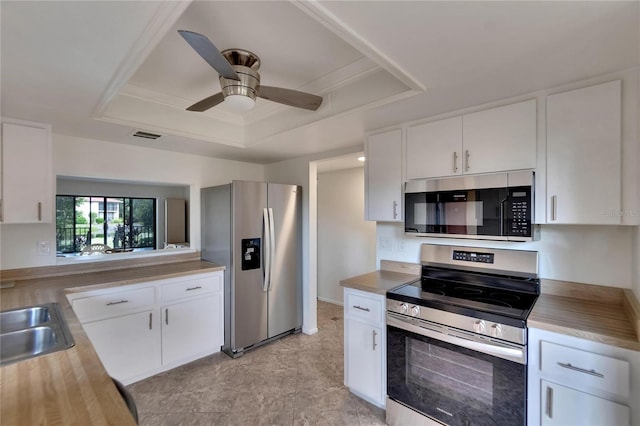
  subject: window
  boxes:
[56,195,156,254]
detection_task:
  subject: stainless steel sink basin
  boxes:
[0,303,74,366]
[0,306,51,333]
[1,326,59,364]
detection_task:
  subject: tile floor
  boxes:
[127,301,386,425]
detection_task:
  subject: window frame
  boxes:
[55,194,157,254]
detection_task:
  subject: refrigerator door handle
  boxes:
[263,208,271,292]
[267,207,276,291]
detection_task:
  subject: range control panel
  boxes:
[452,250,495,264]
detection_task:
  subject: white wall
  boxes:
[377,223,635,289]
[264,145,362,334]
[317,167,376,305]
[0,133,264,269]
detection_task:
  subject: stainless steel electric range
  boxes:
[386,244,539,426]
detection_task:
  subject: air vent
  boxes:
[132,130,162,140]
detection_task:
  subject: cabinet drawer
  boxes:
[345,291,383,324]
[540,341,630,398]
[161,274,222,303]
[73,287,156,323]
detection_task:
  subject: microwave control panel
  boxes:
[509,188,531,236]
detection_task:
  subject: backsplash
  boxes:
[376,223,635,289]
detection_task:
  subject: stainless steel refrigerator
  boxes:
[201,181,302,358]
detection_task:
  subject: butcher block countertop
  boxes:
[0,253,223,425]
[339,260,420,295]
[528,279,640,352]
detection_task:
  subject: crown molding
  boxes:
[291,0,426,92]
[92,0,192,118]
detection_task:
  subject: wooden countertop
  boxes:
[528,279,640,352]
[0,257,224,425]
[339,260,420,295]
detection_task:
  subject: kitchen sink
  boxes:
[0,303,74,366]
[0,306,51,333]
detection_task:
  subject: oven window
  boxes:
[407,337,493,413]
[388,325,525,426]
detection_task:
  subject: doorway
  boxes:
[315,153,376,305]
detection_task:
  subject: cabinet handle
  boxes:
[557,362,604,378]
[453,152,458,173]
[546,386,553,418]
[37,202,42,221]
[106,299,128,306]
[550,195,557,221]
[149,312,152,330]
[353,305,370,312]
[393,201,398,219]
[372,330,378,351]
[165,308,169,325]
[465,150,470,171]
[1,199,4,222]
[186,286,202,291]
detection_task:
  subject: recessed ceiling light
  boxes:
[357,156,365,162]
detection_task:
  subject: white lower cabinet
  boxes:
[540,380,630,426]
[344,288,386,408]
[528,327,639,426]
[161,294,223,366]
[68,270,224,384]
[83,309,161,381]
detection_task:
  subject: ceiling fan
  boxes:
[178,30,323,112]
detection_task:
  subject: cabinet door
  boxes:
[462,99,537,174]
[1,122,52,223]
[82,309,161,383]
[346,318,383,405]
[365,129,402,222]
[406,117,463,179]
[541,380,630,426]
[161,293,222,366]
[546,81,621,224]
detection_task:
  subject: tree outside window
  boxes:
[56,195,156,254]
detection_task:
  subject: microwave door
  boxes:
[444,202,466,235]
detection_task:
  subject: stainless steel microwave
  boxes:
[404,171,535,242]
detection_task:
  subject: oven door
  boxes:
[387,313,526,426]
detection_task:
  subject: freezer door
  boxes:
[267,183,302,338]
[232,181,268,349]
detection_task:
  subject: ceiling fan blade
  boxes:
[178,30,240,81]
[186,92,225,112]
[258,86,323,111]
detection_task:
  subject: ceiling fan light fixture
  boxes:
[224,94,256,112]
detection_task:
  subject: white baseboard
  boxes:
[302,326,319,335]
[317,296,343,306]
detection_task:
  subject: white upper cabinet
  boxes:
[405,100,536,179]
[546,80,621,224]
[462,99,537,174]
[1,120,53,223]
[365,129,402,222]
[406,117,463,179]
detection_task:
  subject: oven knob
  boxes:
[473,320,486,334]
[399,303,408,314]
[410,305,420,317]
[490,324,503,338]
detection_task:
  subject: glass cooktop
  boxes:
[387,267,539,323]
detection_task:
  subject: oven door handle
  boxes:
[387,314,526,364]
